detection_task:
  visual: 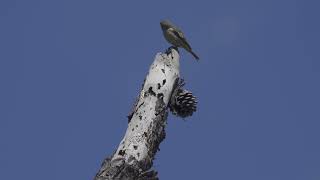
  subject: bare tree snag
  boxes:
[94,48,197,180]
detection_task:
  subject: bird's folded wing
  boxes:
[169,28,192,50]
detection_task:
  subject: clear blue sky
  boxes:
[1,0,319,179]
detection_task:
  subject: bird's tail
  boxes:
[190,51,200,60]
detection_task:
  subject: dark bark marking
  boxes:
[157,93,164,99]
[147,87,156,96]
[137,102,144,110]
[162,79,166,85]
[118,149,126,156]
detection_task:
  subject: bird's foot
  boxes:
[165,46,179,59]
[165,46,172,55]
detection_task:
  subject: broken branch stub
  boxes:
[94,49,197,180]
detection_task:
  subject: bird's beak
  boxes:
[160,22,166,30]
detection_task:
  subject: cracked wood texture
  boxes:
[94,49,180,180]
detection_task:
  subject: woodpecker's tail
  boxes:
[190,51,199,60]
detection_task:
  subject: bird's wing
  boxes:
[169,28,192,50]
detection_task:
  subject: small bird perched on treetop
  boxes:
[160,20,199,60]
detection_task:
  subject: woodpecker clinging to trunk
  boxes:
[160,20,199,60]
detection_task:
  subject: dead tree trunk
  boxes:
[94,48,197,180]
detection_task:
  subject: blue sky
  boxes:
[1,0,319,179]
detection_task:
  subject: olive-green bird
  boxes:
[160,20,199,60]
